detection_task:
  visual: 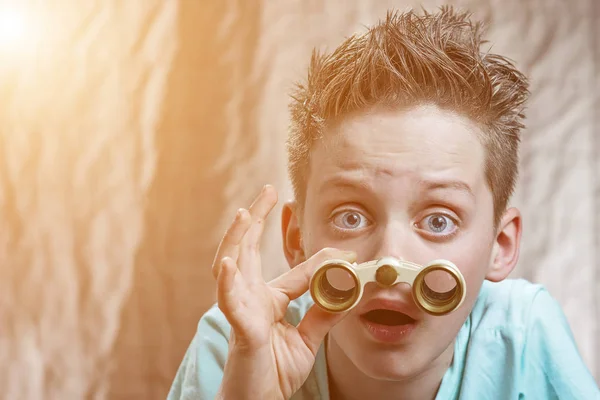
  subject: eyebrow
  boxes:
[319,176,372,193]
[418,179,475,199]
[320,176,474,197]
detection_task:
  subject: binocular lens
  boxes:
[324,267,356,292]
[414,265,463,315]
[311,264,360,312]
[311,259,465,315]
[422,269,458,302]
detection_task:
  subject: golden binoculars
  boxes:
[309,257,466,316]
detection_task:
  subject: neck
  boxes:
[325,335,454,400]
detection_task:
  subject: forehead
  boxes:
[307,104,487,193]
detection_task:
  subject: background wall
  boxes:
[0,0,597,399]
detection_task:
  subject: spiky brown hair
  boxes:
[287,6,529,225]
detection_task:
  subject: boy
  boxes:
[168,7,599,400]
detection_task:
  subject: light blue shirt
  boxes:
[167,279,600,399]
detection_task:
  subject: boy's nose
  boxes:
[372,223,414,262]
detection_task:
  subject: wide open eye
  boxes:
[418,213,457,235]
[332,210,370,231]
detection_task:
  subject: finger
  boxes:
[216,256,245,331]
[212,208,252,279]
[269,248,357,300]
[248,184,278,224]
[297,304,349,356]
[238,185,278,276]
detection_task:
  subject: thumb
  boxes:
[270,248,357,301]
[296,304,349,356]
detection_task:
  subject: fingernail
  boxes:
[235,208,243,220]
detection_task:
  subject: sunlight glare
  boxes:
[0,6,28,50]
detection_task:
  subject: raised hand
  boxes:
[212,185,356,400]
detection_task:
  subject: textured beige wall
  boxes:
[0,1,597,399]
[0,1,178,398]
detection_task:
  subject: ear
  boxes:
[486,207,522,282]
[281,200,306,268]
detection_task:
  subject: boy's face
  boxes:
[283,104,521,380]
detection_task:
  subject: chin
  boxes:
[353,344,433,381]
[330,318,456,383]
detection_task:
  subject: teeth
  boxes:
[363,309,415,326]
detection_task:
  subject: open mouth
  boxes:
[361,309,416,326]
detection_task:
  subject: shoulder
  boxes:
[199,303,231,337]
[166,305,231,400]
[469,278,545,331]
[458,279,599,399]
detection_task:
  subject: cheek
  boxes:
[425,241,492,329]
[301,215,358,256]
[299,219,322,256]
[453,240,491,272]
[447,233,494,300]
[446,207,495,268]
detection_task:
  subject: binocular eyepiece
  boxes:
[309,257,466,316]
